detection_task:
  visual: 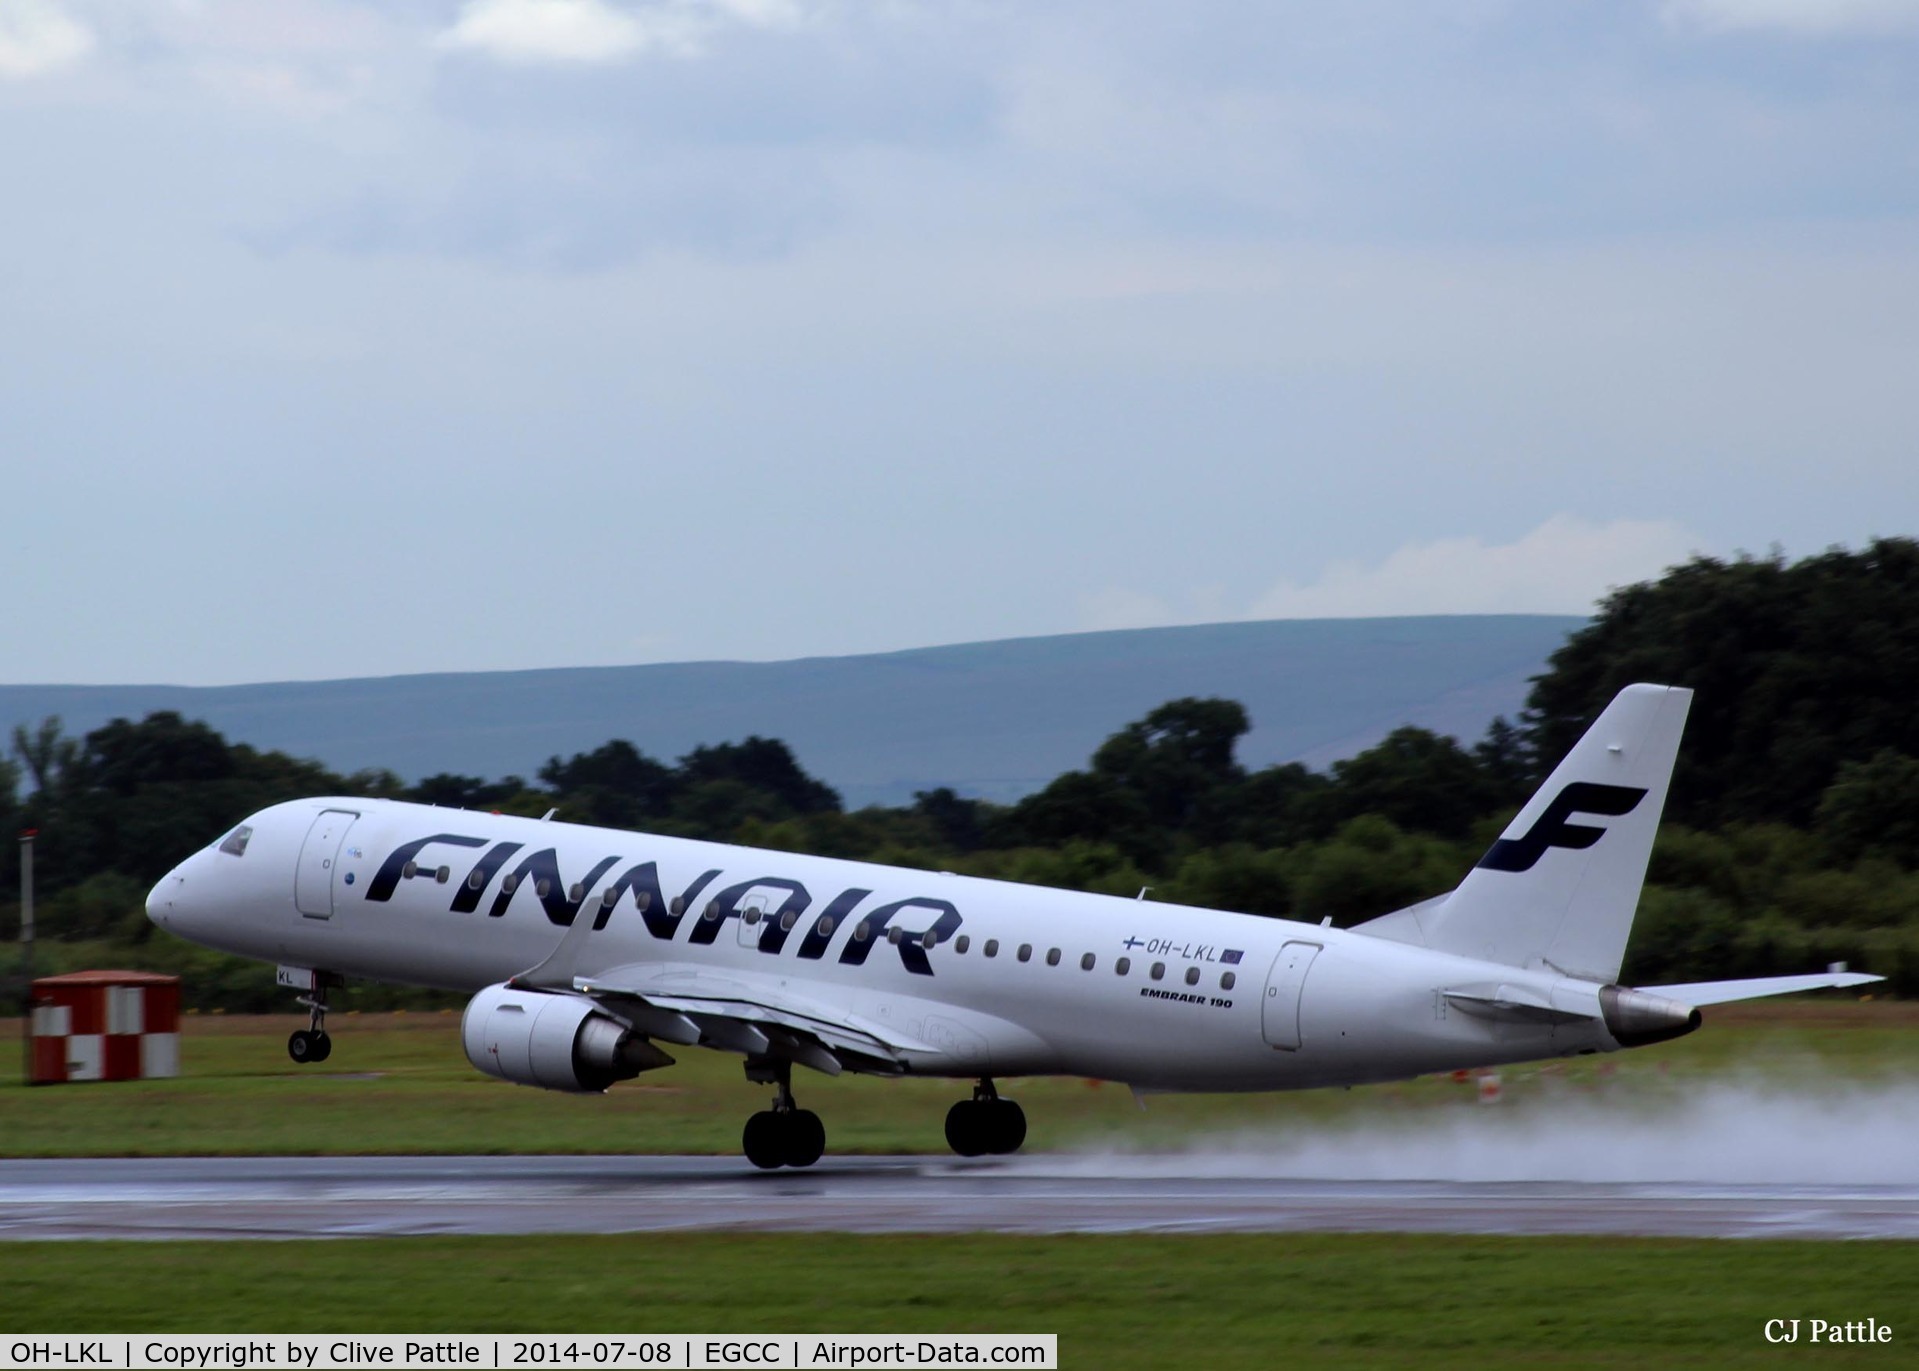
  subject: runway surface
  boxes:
[3,1155,1915,1240]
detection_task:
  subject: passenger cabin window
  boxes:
[1045,948,1061,967]
[1115,957,1131,975]
[743,908,761,925]
[667,895,682,915]
[1150,962,1165,981]
[821,917,837,937]
[1017,943,1033,962]
[1184,966,1200,986]
[781,910,798,931]
[854,921,871,941]
[922,930,937,949]
[888,925,904,945]
[1080,953,1096,971]
[984,939,999,957]
[535,879,552,899]
[1220,971,1237,990]
[217,825,252,857]
[955,935,970,954]
[635,890,652,911]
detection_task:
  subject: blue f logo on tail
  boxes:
[1476,782,1648,873]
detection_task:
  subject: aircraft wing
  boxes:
[1640,971,1884,1006]
[572,961,928,1075]
[505,907,921,1074]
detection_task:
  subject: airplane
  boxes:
[146,684,1879,1168]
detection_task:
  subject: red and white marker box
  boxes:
[29,970,182,1084]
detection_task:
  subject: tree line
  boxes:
[4,537,1917,1005]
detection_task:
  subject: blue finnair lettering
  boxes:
[372,834,959,974]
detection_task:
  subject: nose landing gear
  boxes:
[287,979,334,1064]
[741,1058,825,1170]
[945,1078,1026,1157]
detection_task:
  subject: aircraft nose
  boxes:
[147,865,185,929]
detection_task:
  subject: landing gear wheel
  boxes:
[948,1081,1026,1157]
[784,1109,826,1168]
[289,973,337,1066]
[740,1057,830,1170]
[945,1100,986,1157]
[743,1111,785,1170]
[986,1098,1026,1155]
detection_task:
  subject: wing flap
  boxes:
[574,962,932,1070]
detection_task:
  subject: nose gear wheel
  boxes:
[287,978,336,1064]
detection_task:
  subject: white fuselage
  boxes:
[149,797,1629,1091]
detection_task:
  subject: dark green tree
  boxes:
[411,773,530,811]
[1310,726,1503,841]
[1090,697,1250,836]
[1815,750,1919,867]
[1524,539,1919,827]
[912,787,988,852]
[677,737,840,815]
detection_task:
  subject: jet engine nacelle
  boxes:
[462,983,674,1093]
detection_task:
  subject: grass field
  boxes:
[3,1000,1911,1365]
[0,998,1912,1157]
[4,1232,1915,1368]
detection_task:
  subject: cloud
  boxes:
[0,0,93,79]
[438,0,657,64]
[1245,517,1706,620]
[1665,0,1919,35]
[435,0,809,65]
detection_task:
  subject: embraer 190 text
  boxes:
[148,685,1878,1168]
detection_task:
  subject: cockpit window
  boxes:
[217,825,253,857]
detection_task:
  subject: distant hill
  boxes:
[0,616,1580,808]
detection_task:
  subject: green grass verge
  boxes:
[4,1233,1913,1368]
[0,999,1909,1157]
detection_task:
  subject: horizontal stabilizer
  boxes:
[1641,972,1884,1006]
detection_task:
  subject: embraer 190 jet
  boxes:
[147,685,1876,1168]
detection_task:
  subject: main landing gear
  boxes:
[945,1079,1026,1157]
[741,1058,826,1170]
[287,980,333,1064]
[733,1064,1026,1169]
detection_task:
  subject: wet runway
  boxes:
[2,1155,1915,1240]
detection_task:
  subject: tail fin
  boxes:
[1359,683,1692,982]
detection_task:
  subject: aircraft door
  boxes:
[295,809,359,919]
[1261,940,1321,1050]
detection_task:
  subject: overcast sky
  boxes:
[2,0,1915,685]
